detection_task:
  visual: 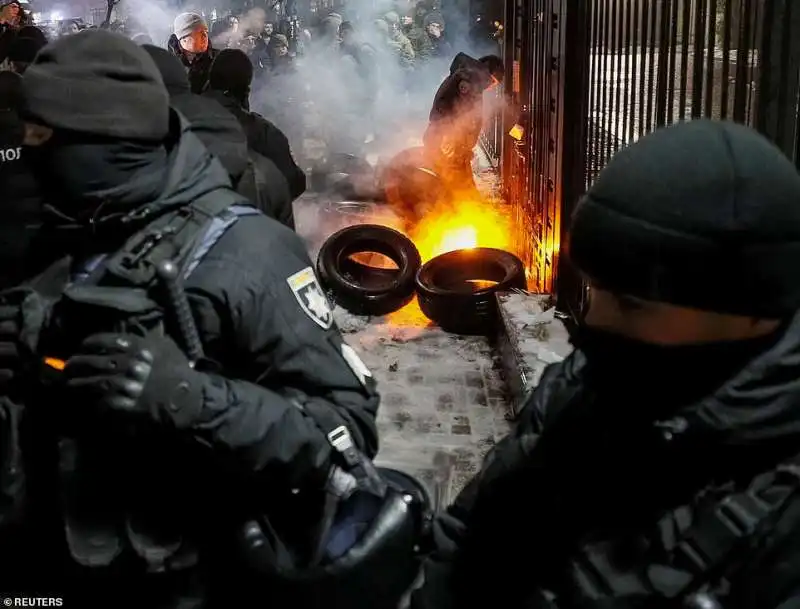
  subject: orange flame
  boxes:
[384,197,513,327]
[409,198,512,263]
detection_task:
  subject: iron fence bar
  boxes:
[656,0,671,126]
[733,0,752,122]
[703,0,718,118]
[645,0,658,132]
[691,0,706,116]
[666,0,679,122]
[678,0,691,121]
[621,0,633,143]
[610,0,621,153]
[756,0,800,160]
[556,0,591,317]
[744,0,759,121]
[719,0,733,119]
[628,0,641,141]
[638,0,650,136]
[599,0,611,165]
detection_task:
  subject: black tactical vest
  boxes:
[27,195,258,577]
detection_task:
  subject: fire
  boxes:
[384,198,513,327]
[409,199,512,262]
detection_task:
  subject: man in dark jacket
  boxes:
[411,120,800,609]
[423,52,502,200]
[142,44,249,189]
[167,12,217,94]
[205,49,306,202]
[7,30,379,607]
[0,71,40,288]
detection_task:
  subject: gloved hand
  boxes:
[0,287,47,390]
[63,332,203,426]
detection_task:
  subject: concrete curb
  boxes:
[494,292,572,416]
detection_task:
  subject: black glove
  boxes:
[0,287,47,390]
[63,332,203,427]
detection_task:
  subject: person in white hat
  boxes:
[167,11,217,93]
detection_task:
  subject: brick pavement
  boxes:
[335,307,512,510]
[294,138,515,510]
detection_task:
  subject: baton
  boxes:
[155,260,204,364]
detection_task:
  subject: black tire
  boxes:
[415,248,526,335]
[317,224,422,316]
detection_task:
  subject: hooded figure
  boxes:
[167,12,217,93]
[11,29,378,606]
[205,47,306,225]
[411,120,800,609]
[408,9,450,60]
[0,70,41,288]
[423,52,503,198]
[142,44,249,188]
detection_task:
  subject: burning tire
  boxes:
[317,224,422,316]
[415,248,526,335]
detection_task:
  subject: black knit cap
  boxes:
[8,35,43,63]
[21,29,169,142]
[208,48,253,94]
[16,26,47,46]
[568,119,800,318]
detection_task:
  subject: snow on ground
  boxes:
[497,293,572,413]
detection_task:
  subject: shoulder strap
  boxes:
[183,204,260,280]
[660,454,800,599]
[100,194,238,288]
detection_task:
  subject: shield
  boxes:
[287,266,334,330]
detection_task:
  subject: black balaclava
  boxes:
[20,31,172,239]
[568,120,800,415]
[571,322,784,417]
[28,131,168,231]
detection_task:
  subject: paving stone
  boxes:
[293,167,514,507]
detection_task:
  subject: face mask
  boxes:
[571,324,782,415]
[26,133,167,224]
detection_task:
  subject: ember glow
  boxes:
[409,199,512,262]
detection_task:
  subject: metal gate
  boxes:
[494,0,800,316]
[499,0,587,294]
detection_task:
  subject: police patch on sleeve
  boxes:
[341,343,372,387]
[287,267,333,330]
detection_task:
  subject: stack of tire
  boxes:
[316,224,526,335]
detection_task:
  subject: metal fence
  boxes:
[488,0,800,317]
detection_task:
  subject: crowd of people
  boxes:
[0,0,799,608]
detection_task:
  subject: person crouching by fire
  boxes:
[423,52,503,201]
[168,12,218,94]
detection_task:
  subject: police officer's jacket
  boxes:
[17,112,379,605]
[411,315,800,609]
[0,109,42,289]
